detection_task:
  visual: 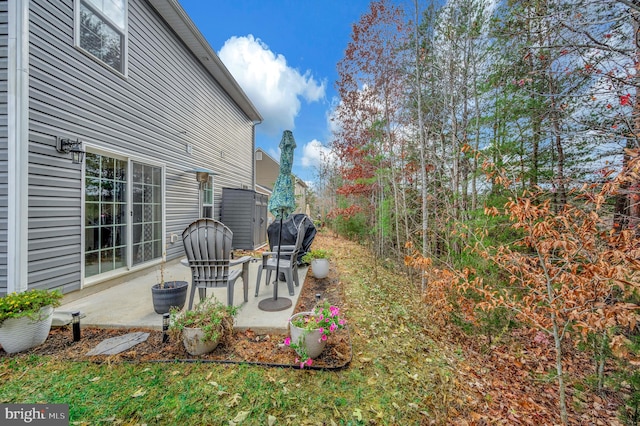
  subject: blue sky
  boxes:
[177,1,373,184]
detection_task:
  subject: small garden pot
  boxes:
[0,305,54,354]
[151,281,188,314]
[289,311,327,359]
[310,259,330,279]
[182,327,220,356]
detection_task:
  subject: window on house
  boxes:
[85,152,163,278]
[201,177,214,218]
[77,0,127,74]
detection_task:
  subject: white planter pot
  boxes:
[0,305,54,354]
[182,327,220,356]
[289,312,327,359]
[311,259,330,279]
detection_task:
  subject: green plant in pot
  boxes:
[151,254,188,314]
[301,249,331,279]
[169,299,237,356]
[284,300,346,368]
[0,289,63,353]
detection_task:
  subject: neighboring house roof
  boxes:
[297,177,309,189]
[255,148,307,190]
[148,0,262,124]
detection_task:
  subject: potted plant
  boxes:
[0,289,63,353]
[301,249,331,279]
[151,255,188,314]
[284,300,346,368]
[169,299,237,356]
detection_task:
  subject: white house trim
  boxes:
[7,0,30,294]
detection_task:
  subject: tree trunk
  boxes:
[616,9,640,231]
[531,119,540,188]
[549,92,567,208]
[597,330,607,393]
[614,144,633,231]
[472,59,481,210]
[552,314,568,425]
[414,0,428,293]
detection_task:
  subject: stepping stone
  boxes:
[86,332,150,356]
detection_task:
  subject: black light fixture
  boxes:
[56,137,85,164]
[71,311,81,342]
[162,313,170,343]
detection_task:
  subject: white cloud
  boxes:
[301,139,334,169]
[218,35,325,135]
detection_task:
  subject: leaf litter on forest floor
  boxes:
[323,231,626,425]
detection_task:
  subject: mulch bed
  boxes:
[0,267,352,370]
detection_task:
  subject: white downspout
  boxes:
[7,0,29,293]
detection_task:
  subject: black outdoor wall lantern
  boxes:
[56,137,85,164]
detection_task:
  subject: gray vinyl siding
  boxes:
[0,0,7,294]
[27,0,255,292]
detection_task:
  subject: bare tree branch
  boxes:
[617,0,640,13]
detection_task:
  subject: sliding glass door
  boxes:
[84,152,163,278]
[131,161,162,266]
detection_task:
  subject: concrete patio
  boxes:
[55,258,308,334]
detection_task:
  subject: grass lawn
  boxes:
[0,232,463,425]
